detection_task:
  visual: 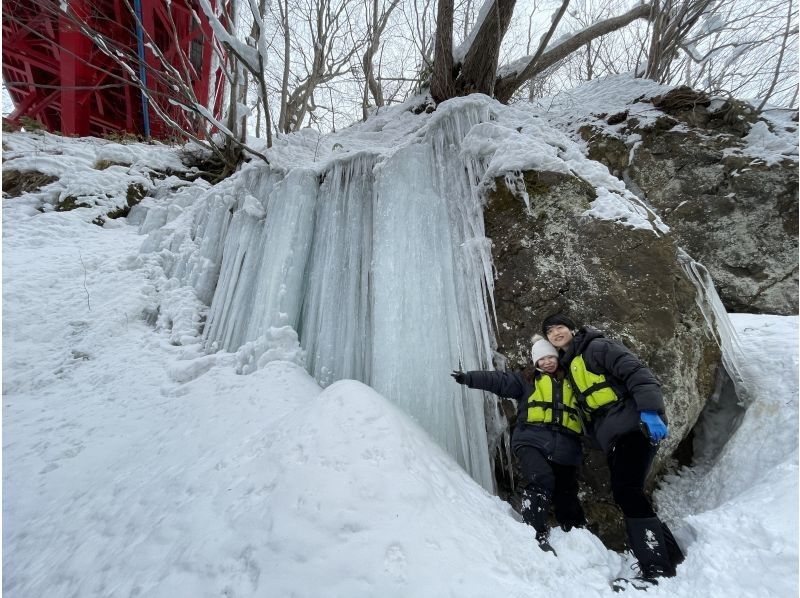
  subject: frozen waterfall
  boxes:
[142,102,503,490]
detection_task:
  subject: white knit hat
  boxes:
[530,334,558,366]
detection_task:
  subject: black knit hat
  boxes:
[541,314,577,335]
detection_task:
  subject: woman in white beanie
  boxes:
[451,335,586,553]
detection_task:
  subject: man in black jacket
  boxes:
[452,336,586,553]
[542,313,684,588]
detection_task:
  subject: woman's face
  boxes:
[536,355,558,374]
[546,324,573,349]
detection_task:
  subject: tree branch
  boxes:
[494,2,652,102]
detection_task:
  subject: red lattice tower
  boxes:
[2,0,228,138]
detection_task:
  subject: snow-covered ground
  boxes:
[3,184,797,597]
[3,80,798,597]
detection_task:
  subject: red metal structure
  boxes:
[2,0,227,138]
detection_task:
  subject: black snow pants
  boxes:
[607,431,658,517]
[607,430,685,573]
[517,445,586,529]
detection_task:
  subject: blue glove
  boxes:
[640,410,668,442]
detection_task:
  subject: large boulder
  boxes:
[483,169,720,549]
[580,88,798,315]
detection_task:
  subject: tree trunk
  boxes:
[430,0,455,102]
[278,0,291,133]
[457,0,517,96]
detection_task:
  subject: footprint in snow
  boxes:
[384,543,407,581]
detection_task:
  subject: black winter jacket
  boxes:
[464,370,583,467]
[559,326,665,454]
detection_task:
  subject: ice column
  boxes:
[203,168,318,351]
[678,249,751,400]
[371,107,495,490]
[299,155,375,386]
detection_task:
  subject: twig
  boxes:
[79,250,91,311]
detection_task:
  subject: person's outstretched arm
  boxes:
[451,370,527,400]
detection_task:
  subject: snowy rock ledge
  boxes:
[531,74,799,315]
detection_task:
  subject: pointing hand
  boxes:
[451,370,468,385]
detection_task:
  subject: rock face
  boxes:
[483,170,720,549]
[580,89,798,315]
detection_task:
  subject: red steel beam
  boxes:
[2,0,225,138]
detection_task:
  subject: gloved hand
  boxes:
[451,370,468,385]
[639,410,668,442]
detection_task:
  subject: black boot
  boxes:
[661,521,685,568]
[554,493,587,532]
[521,486,556,554]
[553,465,587,532]
[612,516,677,591]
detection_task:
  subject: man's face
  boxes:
[546,324,573,349]
[536,355,558,374]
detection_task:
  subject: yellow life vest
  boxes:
[523,374,583,435]
[567,354,620,415]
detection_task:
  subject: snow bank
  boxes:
[1,131,199,222]
[3,201,625,596]
[654,314,799,598]
[734,119,799,165]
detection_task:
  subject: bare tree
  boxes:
[405,0,438,77]
[758,0,795,109]
[642,0,717,81]
[199,0,276,151]
[361,0,401,119]
[272,0,367,133]
[649,0,799,107]
[277,0,293,131]
[550,0,651,88]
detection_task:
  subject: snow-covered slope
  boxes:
[3,138,798,597]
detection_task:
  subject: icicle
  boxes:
[368,103,501,491]
[201,202,264,350]
[677,249,751,402]
[244,169,318,337]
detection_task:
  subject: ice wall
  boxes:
[141,104,501,490]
